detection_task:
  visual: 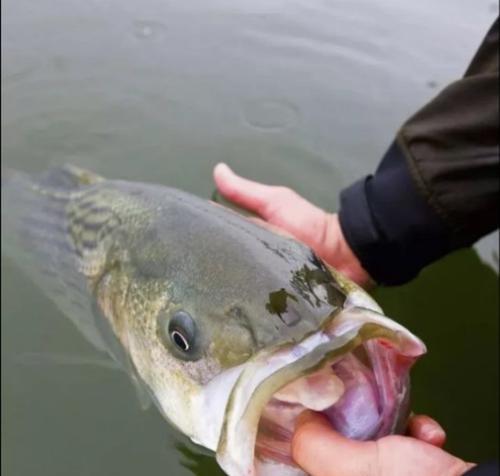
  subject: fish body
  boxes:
[1,166,426,476]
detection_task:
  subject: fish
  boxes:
[1,165,426,476]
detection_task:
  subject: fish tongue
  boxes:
[323,353,382,440]
[274,365,345,411]
[255,367,345,467]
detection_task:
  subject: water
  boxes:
[1,0,498,474]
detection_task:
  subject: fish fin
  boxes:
[12,352,120,370]
[12,351,151,409]
[130,374,153,410]
[38,164,104,189]
[90,300,153,411]
[175,440,222,474]
[1,167,109,352]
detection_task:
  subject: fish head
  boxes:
[1,169,426,476]
[117,201,425,476]
[118,208,344,444]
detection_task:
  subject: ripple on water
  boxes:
[2,65,37,85]
[133,20,168,40]
[52,56,69,72]
[242,99,300,131]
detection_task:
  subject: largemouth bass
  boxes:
[1,165,426,476]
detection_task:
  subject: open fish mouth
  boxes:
[214,305,426,476]
[254,338,414,470]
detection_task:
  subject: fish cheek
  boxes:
[208,311,257,369]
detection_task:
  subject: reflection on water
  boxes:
[374,250,499,464]
[1,0,498,475]
[176,442,224,476]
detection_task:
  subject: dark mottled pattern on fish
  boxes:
[2,164,351,442]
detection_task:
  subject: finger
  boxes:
[245,216,296,239]
[292,411,377,476]
[213,163,276,217]
[407,415,446,448]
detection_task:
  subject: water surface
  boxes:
[2,0,498,474]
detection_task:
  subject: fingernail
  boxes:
[422,424,445,442]
[216,163,232,174]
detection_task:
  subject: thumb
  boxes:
[291,411,377,476]
[213,163,276,217]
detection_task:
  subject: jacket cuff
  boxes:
[338,141,451,285]
[464,463,499,476]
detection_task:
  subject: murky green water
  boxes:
[2,0,498,474]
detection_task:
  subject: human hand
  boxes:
[213,163,372,288]
[292,411,475,476]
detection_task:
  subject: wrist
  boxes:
[322,213,374,288]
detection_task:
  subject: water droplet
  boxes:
[243,99,299,131]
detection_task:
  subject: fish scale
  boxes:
[2,165,426,476]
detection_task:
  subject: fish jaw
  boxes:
[211,305,426,476]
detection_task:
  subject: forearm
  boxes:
[399,17,499,248]
[338,18,499,285]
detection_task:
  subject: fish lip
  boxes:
[214,305,426,476]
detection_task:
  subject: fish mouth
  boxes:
[215,305,426,476]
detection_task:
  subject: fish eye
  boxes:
[159,310,200,360]
[170,329,190,352]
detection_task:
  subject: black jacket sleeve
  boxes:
[338,18,499,286]
[465,463,499,476]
